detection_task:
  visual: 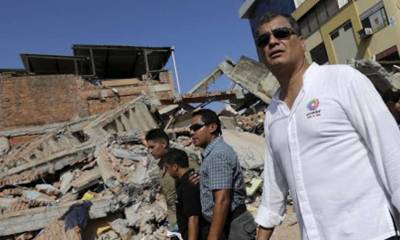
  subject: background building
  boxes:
[294,0,400,69]
[240,0,400,70]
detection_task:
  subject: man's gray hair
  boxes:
[256,12,301,36]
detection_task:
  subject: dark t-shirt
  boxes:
[176,169,204,240]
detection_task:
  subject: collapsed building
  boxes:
[0,44,176,146]
[0,44,274,240]
[0,43,399,240]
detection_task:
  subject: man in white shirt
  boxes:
[255,12,400,240]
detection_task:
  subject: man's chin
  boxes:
[193,141,205,148]
[267,60,289,71]
[268,57,285,65]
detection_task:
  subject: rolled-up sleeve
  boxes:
[255,116,289,228]
[342,66,400,212]
[208,152,233,190]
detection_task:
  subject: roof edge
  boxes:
[239,0,257,19]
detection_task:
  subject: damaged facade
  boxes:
[0,44,176,145]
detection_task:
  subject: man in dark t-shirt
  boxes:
[145,128,200,229]
[163,148,205,240]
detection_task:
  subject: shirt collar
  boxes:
[302,62,319,90]
[271,62,319,104]
[202,136,223,159]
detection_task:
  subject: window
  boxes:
[299,19,310,36]
[316,3,328,24]
[330,30,340,40]
[307,11,319,33]
[294,0,306,8]
[297,0,339,38]
[343,21,352,31]
[310,43,329,64]
[326,0,339,17]
[360,1,388,33]
[338,0,349,9]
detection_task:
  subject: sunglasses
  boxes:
[189,123,207,132]
[256,27,297,48]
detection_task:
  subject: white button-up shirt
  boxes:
[256,63,400,240]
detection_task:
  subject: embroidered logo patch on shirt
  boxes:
[306,98,321,118]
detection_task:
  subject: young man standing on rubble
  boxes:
[145,128,199,229]
[163,148,205,240]
[190,109,256,240]
[255,12,400,240]
[146,128,178,227]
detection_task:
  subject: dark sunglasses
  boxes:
[256,27,297,48]
[189,123,207,132]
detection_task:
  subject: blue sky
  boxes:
[0,0,258,93]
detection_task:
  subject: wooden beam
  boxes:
[160,91,238,104]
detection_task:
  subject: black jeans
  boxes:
[386,236,400,240]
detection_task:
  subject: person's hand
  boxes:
[188,171,200,185]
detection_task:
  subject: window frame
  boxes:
[360,1,389,33]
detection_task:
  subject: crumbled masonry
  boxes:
[1,55,396,239]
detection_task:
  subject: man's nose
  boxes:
[268,34,280,46]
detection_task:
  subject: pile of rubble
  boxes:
[236,111,265,134]
[0,96,174,239]
[2,51,399,240]
[0,94,271,240]
[0,46,279,239]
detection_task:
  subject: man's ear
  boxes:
[208,122,218,134]
[172,163,179,171]
[160,140,168,149]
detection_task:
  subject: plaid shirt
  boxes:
[200,136,246,221]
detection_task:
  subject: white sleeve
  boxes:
[255,115,289,228]
[342,66,400,211]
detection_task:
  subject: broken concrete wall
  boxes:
[0,96,159,188]
[222,129,265,170]
[227,56,280,104]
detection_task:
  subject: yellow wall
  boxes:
[366,25,399,58]
[355,0,400,58]
[319,2,366,63]
[356,0,380,13]
[303,0,400,63]
[381,0,400,55]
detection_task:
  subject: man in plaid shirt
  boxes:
[190,109,256,240]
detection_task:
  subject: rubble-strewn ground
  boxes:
[2,55,397,239]
[0,97,170,239]
[248,199,300,240]
[0,96,299,239]
[271,206,300,240]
